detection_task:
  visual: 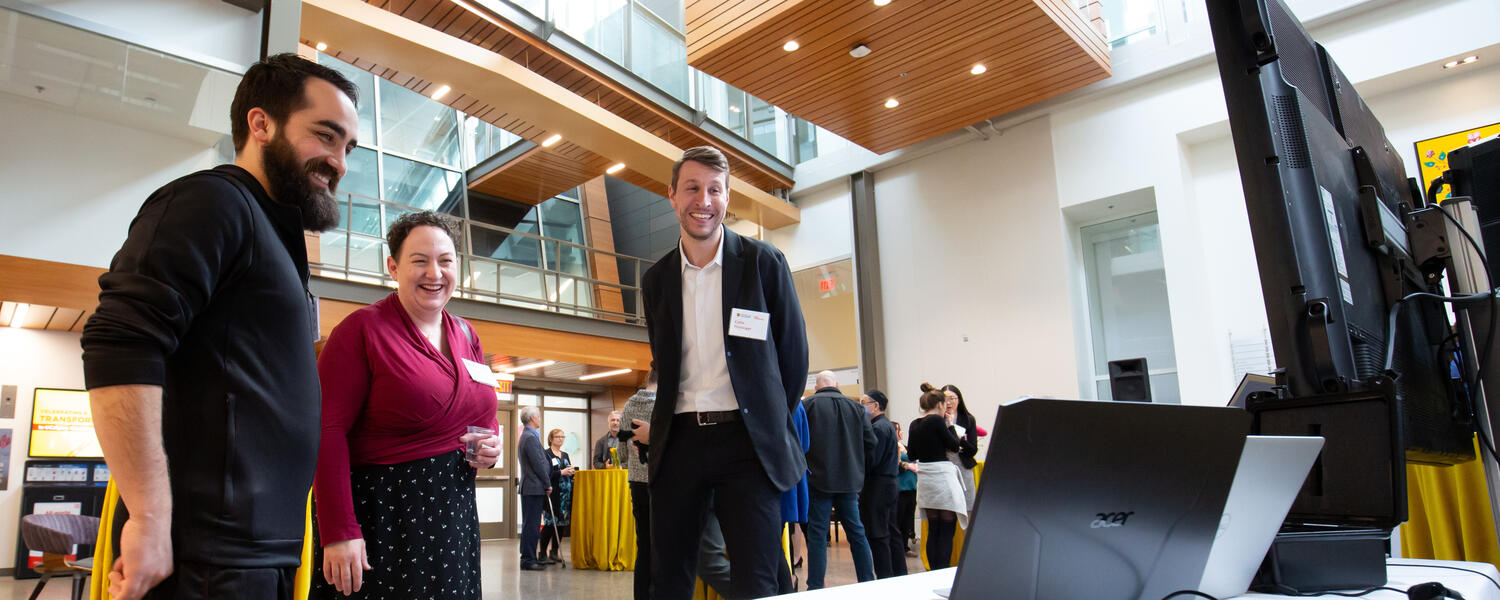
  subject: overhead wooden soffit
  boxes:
[686,0,1110,154]
[303,0,798,228]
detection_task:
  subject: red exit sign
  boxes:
[818,277,836,292]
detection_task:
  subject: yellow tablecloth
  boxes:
[90,479,315,600]
[571,468,637,571]
[919,461,983,571]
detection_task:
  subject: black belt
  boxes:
[675,410,741,426]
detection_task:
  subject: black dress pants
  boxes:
[630,481,652,600]
[860,475,907,578]
[650,416,782,600]
[144,562,296,600]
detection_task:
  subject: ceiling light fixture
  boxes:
[971,64,987,75]
[504,360,555,374]
[850,44,872,59]
[541,133,562,147]
[580,368,633,381]
[607,163,626,174]
[1444,56,1478,69]
[874,0,891,5]
[10,304,28,328]
[884,98,899,109]
[431,84,451,100]
[315,42,328,52]
[783,40,800,52]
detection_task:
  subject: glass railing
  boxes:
[314,191,652,325]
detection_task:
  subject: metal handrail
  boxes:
[315,191,653,325]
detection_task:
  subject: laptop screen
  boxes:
[949,398,1250,600]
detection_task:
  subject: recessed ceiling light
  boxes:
[1443,56,1478,69]
[884,98,899,109]
[970,64,987,75]
[580,368,633,381]
[729,105,741,113]
[430,84,451,100]
[541,133,562,147]
[9,304,28,328]
[504,360,555,374]
[315,42,328,52]
[874,0,891,5]
[606,163,626,174]
[1463,55,1478,64]
[783,40,800,52]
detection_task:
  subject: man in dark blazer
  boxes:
[640,146,809,600]
[517,406,551,571]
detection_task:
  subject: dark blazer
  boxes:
[802,387,877,494]
[642,227,810,491]
[954,411,980,469]
[867,413,900,479]
[519,426,551,495]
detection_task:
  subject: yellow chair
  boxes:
[90,480,315,600]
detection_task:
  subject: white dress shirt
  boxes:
[676,231,739,413]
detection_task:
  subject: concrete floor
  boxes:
[3,536,927,599]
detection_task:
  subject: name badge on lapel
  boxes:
[462,358,499,387]
[729,308,770,341]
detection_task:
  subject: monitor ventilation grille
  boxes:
[1273,95,1312,169]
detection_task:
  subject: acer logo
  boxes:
[1090,512,1135,528]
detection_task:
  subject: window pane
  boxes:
[748,95,779,155]
[377,78,460,167]
[630,11,688,101]
[318,53,376,146]
[794,117,818,163]
[1082,212,1178,383]
[472,223,543,268]
[320,231,347,269]
[1103,0,1162,48]
[349,197,382,236]
[518,393,541,407]
[636,0,683,31]
[555,0,627,64]
[544,394,589,410]
[541,410,588,460]
[348,235,384,274]
[462,115,521,169]
[342,146,380,201]
[381,153,462,211]
[696,71,747,136]
[513,0,545,19]
[539,198,587,275]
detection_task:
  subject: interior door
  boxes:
[477,406,516,540]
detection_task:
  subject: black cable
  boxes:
[1433,204,1500,462]
[1430,175,1448,207]
[1160,592,1219,600]
[1383,290,1498,373]
[1388,562,1500,592]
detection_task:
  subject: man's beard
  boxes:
[262,132,342,232]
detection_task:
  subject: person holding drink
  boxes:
[312,211,500,598]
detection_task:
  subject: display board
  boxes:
[28,389,102,459]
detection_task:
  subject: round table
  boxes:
[570,468,637,571]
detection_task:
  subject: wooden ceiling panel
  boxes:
[470,143,616,205]
[686,0,1110,154]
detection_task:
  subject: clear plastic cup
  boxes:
[464,425,495,462]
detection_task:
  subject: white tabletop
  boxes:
[769,559,1500,599]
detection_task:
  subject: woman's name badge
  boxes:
[462,358,499,387]
[729,308,770,340]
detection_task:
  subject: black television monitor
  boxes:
[1206,0,1474,530]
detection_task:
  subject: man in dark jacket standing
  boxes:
[802,371,876,589]
[80,54,358,600]
[517,406,552,571]
[859,390,908,578]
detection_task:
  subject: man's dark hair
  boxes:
[386,211,461,259]
[670,146,731,190]
[230,53,359,152]
[866,389,889,412]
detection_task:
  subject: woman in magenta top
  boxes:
[312,211,500,599]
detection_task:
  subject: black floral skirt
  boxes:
[311,450,481,600]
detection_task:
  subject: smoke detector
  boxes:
[850,44,872,58]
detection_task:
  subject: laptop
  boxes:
[944,397,1250,600]
[1198,435,1325,598]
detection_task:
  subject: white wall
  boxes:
[872,116,1080,440]
[0,93,221,268]
[771,183,854,271]
[0,328,85,570]
[24,0,262,71]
